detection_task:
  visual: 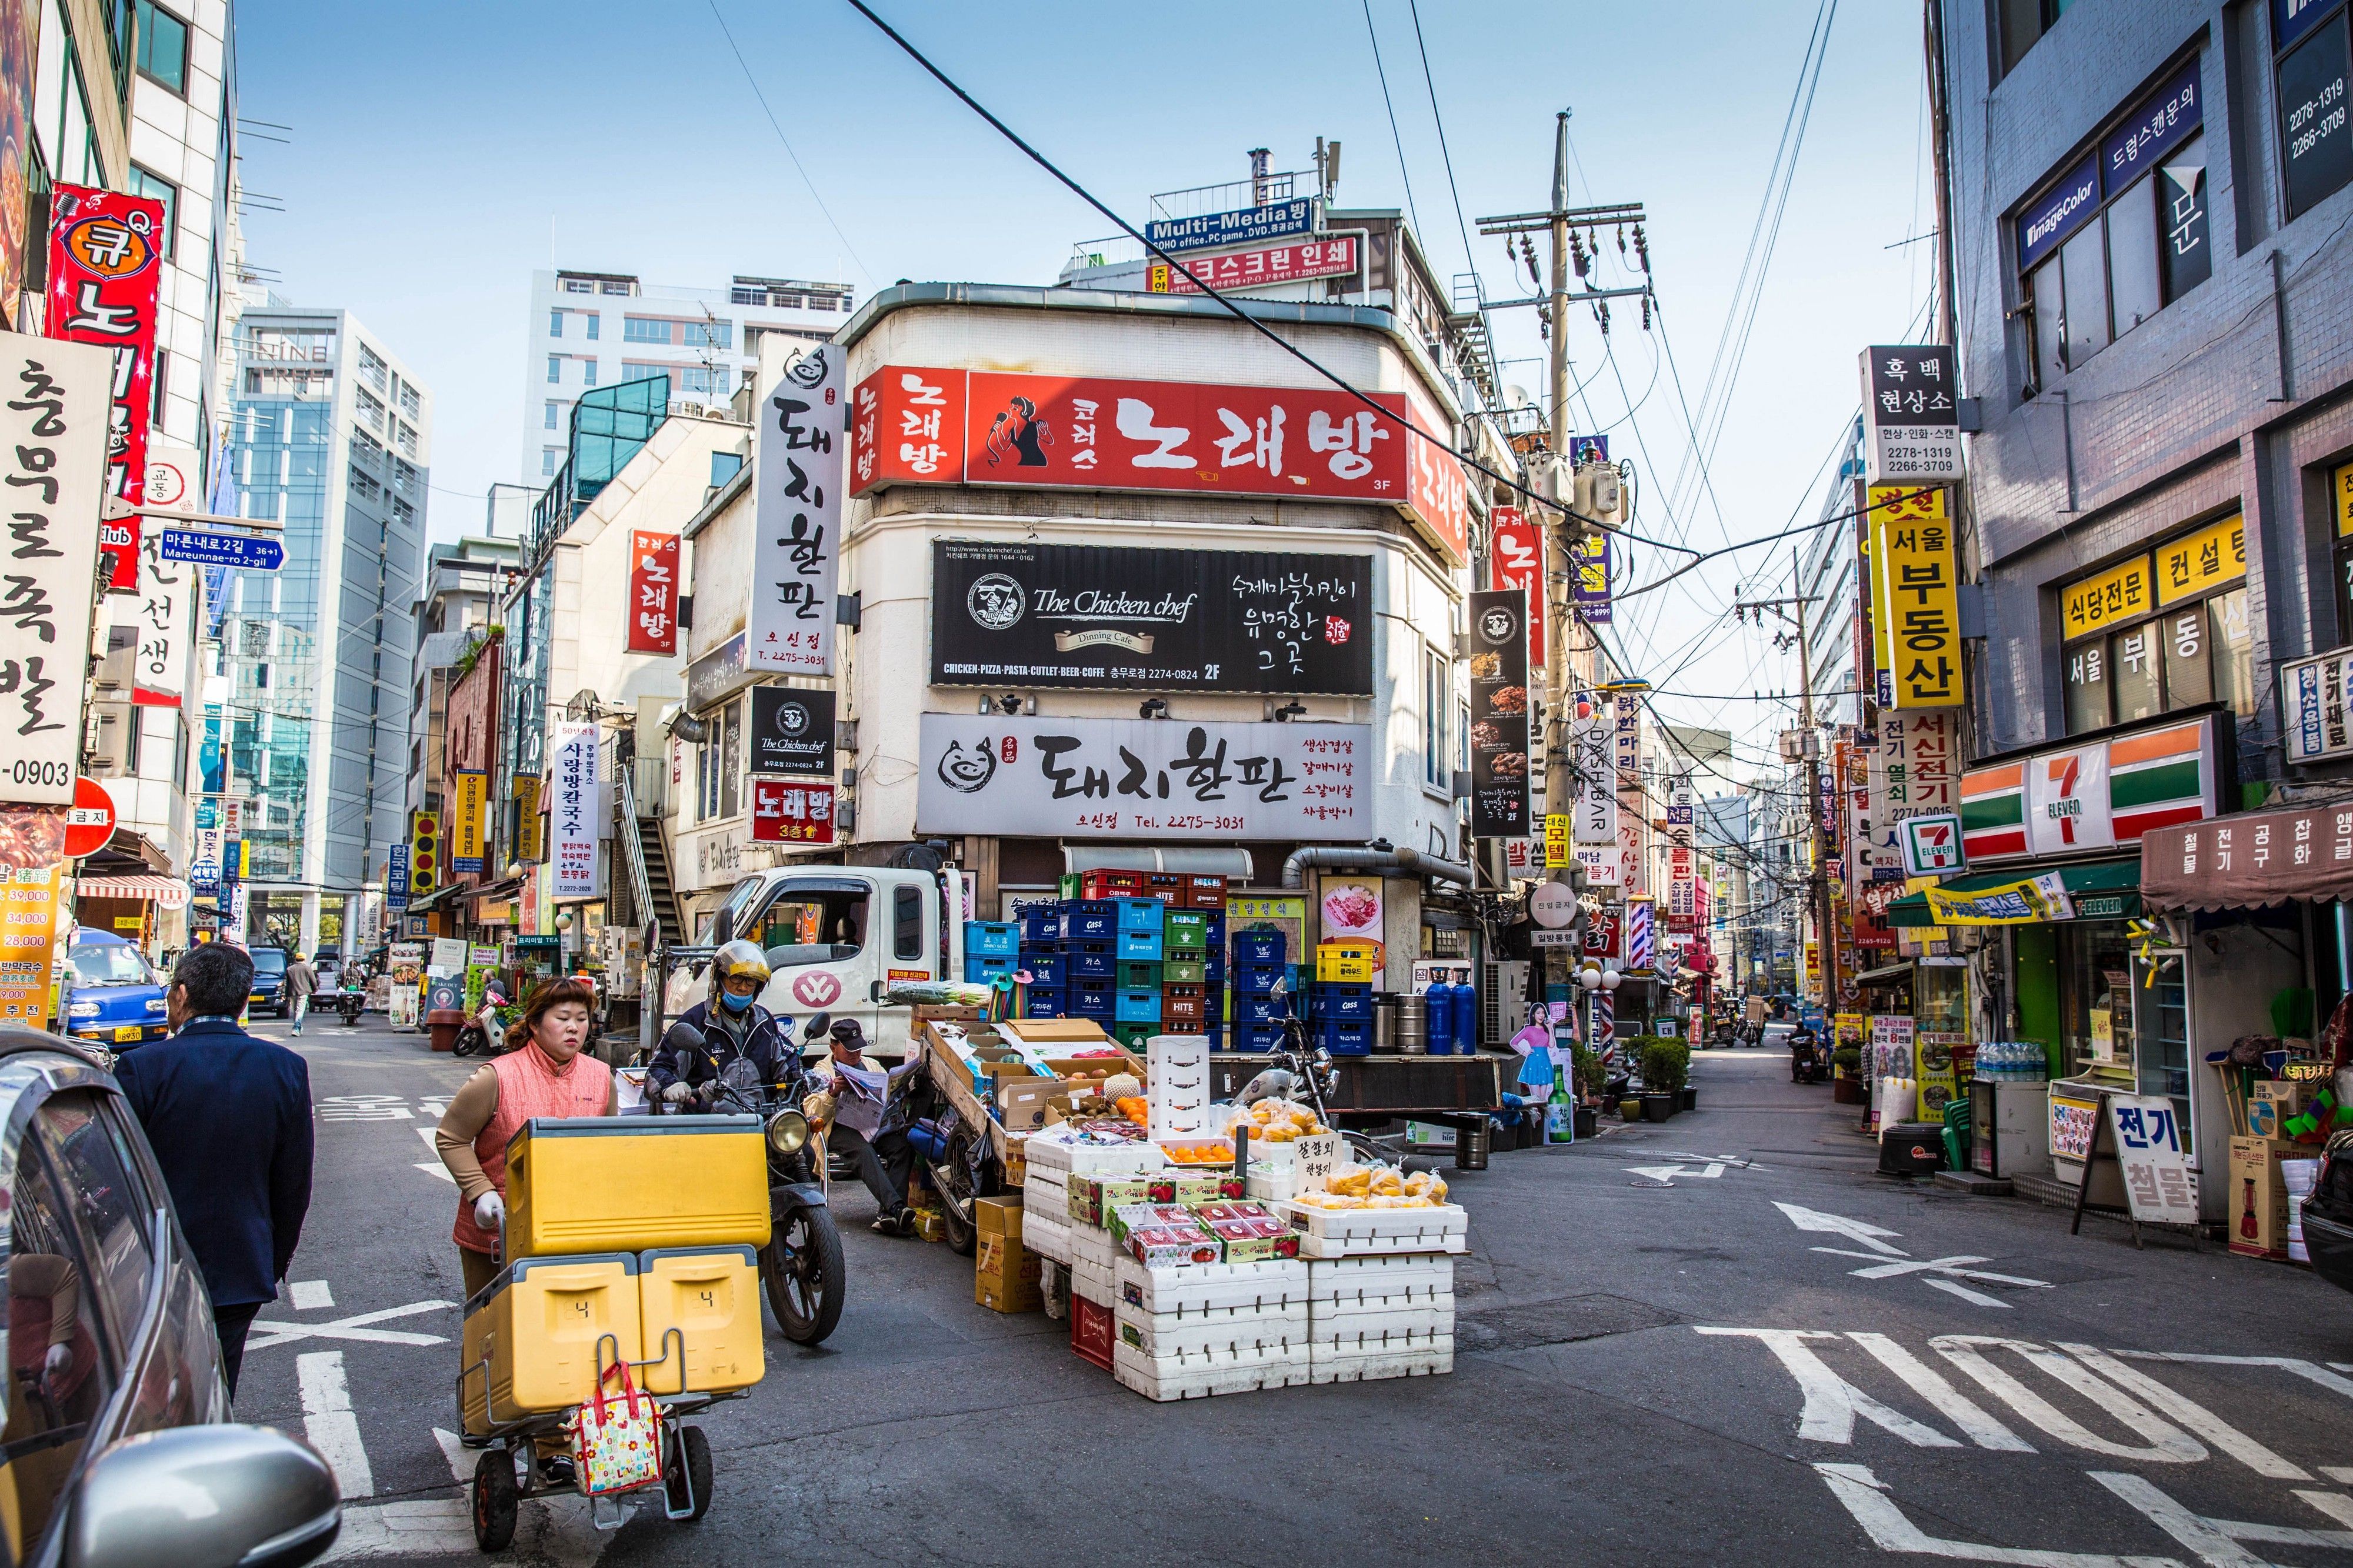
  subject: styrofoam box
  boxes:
[1309,1302,1454,1343]
[1305,1254,1455,1310]
[1023,1210,1073,1266]
[1305,1342,1454,1384]
[1022,1126,1165,1176]
[1071,1256,1118,1307]
[1116,1305,1307,1359]
[1068,1226,1121,1270]
[1148,1035,1212,1070]
[1115,1255,1309,1316]
[1112,1339,1312,1402]
[1244,1166,1299,1203]
[1277,1202,1469,1258]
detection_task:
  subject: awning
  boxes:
[72,874,188,909]
[1063,846,1256,878]
[1887,856,2139,928]
[1852,960,1914,987]
[2141,805,2353,912]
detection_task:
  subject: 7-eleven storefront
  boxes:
[1893,709,2238,1214]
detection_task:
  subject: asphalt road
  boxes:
[232,1014,2353,1567]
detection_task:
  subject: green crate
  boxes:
[1164,958,1207,985]
[1112,1021,1157,1049]
[1116,960,1162,989]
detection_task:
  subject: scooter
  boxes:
[452,992,509,1057]
[336,984,365,1026]
[1790,1027,1829,1084]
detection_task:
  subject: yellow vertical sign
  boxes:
[452,770,488,870]
[2336,462,2353,538]
[1872,485,1964,708]
[512,775,544,861]
[1543,813,1571,868]
[0,865,62,1029]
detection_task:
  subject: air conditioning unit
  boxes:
[672,400,709,419]
[1481,959,1531,1050]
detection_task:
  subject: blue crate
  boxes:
[1309,986,1373,1022]
[1020,906,1065,944]
[1022,952,1067,986]
[964,921,1019,958]
[1234,1021,1285,1053]
[1318,1019,1373,1055]
[1205,912,1227,947]
[1068,980,1114,1018]
[1232,960,1285,995]
[1118,928,1164,961]
[964,955,1016,983]
[1022,987,1066,1019]
[1114,986,1163,1023]
[1069,942,1116,980]
[1115,897,1165,933]
[1233,991,1292,1025]
[1233,928,1285,965]
[1058,900,1119,942]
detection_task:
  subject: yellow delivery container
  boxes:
[461,1254,642,1434]
[505,1114,770,1260]
[636,1246,765,1396]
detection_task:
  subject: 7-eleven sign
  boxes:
[1899,812,1966,877]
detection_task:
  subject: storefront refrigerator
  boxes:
[1969,1077,2051,1179]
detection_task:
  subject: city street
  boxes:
[234,1020,2353,1567]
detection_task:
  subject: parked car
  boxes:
[62,928,171,1049]
[0,1023,341,1566]
[247,945,291,1017]
[2304,1129,2353,1298]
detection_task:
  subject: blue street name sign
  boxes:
[159,527,283,571]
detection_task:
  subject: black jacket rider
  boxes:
[647,999,804,1098]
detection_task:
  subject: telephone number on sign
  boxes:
[4,760,70,789]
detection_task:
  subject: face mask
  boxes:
[721,990,754,1014]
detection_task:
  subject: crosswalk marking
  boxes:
[296,1352,374,1500]
[1815,1462,2178,1567]
[246,1299,451,1352]
[1845,1331,2033,1452]
[416,1126,455,1184]
[1695,1328,1961,1448]
[2057,1343,2308,1481]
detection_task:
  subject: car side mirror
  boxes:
[65,1424,341,1568]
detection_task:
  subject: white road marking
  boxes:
[1929,1338,2205,1464]
[1814,1463,2182,1566]
[1846,1332,2034,1452]
[2088,1472,2286,1566]
[1927,1278,2015,1310]
[432,1427,471,1486]
[245,1300,453,1352]
[2297,1491,2353,1530]
[1696,1327,1960,1447]
[2327,1467,2353,1486]
[289,1279,334,1312]
[415,1127,455,1184]
[1626,1163,1725,1183]
[2115,1352,2353,1403]
[1827,1252,2055,1290]
[2057,1344,2309,1481]
[1776,1201,1907,1256]
[296,1352,374,1500]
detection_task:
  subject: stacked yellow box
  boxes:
[637,1246,764,1395]
[505,1115,769,1259]
[461,1255,643,1434]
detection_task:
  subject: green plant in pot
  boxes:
[1831,1044,1862,1079]
[1639,1037,1689,1121]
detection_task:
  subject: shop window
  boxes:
[1422,643,1448,792]
[1999,0,2072,76]
[2277,5,2353,220]
[2057,521,2252,730]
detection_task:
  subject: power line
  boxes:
[1361,0,1425,239]
[706,0,875,284]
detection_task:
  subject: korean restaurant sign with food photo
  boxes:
[850,365,1468,567]
[1466,589,1531,839]
[46,185,164,592]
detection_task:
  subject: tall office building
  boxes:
[218,305,431,952]
[519,267,851,481]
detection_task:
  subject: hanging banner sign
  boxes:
[1543,813,1570,869]
[1466,589,1530,838]
[751,778,837,845]
[1922,873,2077,926]
[1872,488,1963,708]
[1570,711,1616,846]
[46,186,164,592]
[0,334,109,802]
[451,771,488,873]
[386,843,409,909]
[748,686,836,775]
[549,721,601,898]
[930,541,1371,694]
[916,713,1367,841]
[512,775,544,861]
[1488,506,1545,669]
[1147,234,1358,293]
[850,366,1468,567]
[749,343,843,677]
[132,448,199,708]
[626,529,681,654]
[1859,344,1961,484]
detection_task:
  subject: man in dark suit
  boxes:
[115,942,315,1400]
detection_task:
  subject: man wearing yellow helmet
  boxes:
[648,938,802,1107]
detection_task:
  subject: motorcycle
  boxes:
[336,983,366,1026]
[452,996,508,1057]
[1789,1026,1829,1084]
[656,1012,845,1346]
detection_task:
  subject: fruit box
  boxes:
[1207,1215,1299,1263]
[1144,1172,1234,1206]
[1068,1173,1159,1227]
[1109,1202,1204,1245]
[1275,1200,1470,1259]
[1126,1222,1224,1269]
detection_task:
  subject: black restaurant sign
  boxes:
[749,686,836,775]
[930,541,1372,695]
[1467,588,1531,838]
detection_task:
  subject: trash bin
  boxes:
[1454,1116,1491,1171]
[425,1008,466,1053]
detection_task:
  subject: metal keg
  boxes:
[1393,998,1429,1055]
[1373,993,1401,1053]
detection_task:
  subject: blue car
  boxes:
[62,927,171,1048]
[247,945,291,1016]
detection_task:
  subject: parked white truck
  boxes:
[657,864,969,1059]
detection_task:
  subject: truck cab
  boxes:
[664,865,964,1060]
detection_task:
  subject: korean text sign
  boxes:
[626,530,680,654]
[1873,488,1963,708]
[0,335,109,802]
[46,186,164,592]
[1466,589,1530,839]
[2108,1094,2199,1225]
[1488,507,1545,668]
[752,778,836,845]
[916,713,1367,841]
[450,770,488,873]
[851,366,1468,567]
[1859,345,1959,485]
[550,721,601,898]
[0,865,62,1027]
[751,346,842,676]
[133,442,200,709]
[1148,235,1358,294]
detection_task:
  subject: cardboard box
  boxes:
[2229,1135,2296,1260]
[996,1076,1058,1133]
[976,1196,1024,1240]
[975,1232,1041,1313]
[999,1018,1118,1049]
[1068,1172,1157,1227]
[2248,1083,2308,1140]
[1071,1293,1116,1369]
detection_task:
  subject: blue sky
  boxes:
[236,0,1932,760]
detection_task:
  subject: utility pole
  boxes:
[1735,551,1831,1013]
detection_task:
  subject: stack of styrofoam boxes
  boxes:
[1111,1253,1312,1400]
[1016,904,1066,1019]
[1021,1125,1162,1364]
[1111,898,1164,1052]
[1146,1032,1212,1142]
[1286,1197,1468,1383]
[1060,899,1120,1027]
[1229,926,1289,1055]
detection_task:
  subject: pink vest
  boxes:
[452,1042,612,1255]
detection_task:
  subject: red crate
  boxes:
[1144,872,1185,905]
[1181,873,1229,909]
[1162,995,1206,1024]
[1071,1295,1115,1370]
[1081,870,1144,900]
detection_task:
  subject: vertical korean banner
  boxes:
[1614,689,1644,893]
[46,186,164,592]
[626,530,679,654]
[134,441,201,707]
[749,344,843,675]
[450,771,488,873]
[0,334,111,801]
[1571,533,1611,623]
[1873,485,1964,708]
[1488,506,1545,670]
[550,722,601,898]
[1465,588,1529,838]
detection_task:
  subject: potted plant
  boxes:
[1832,1043,1865,1104]
[1572,1044,1604,1138]
[1641,1037,1689,1122]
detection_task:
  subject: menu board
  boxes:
[1466,589,1531,838]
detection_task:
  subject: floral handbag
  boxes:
[565,1356,664,1495]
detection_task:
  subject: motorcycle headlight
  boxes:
[765,1109,810,1156]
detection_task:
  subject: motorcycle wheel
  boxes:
[761,1206,844,1346]
[932,1125,982,1257]
[451,1027,481,1058]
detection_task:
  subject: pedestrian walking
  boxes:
[114,942,315,1401]
[284,949,318,1035]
